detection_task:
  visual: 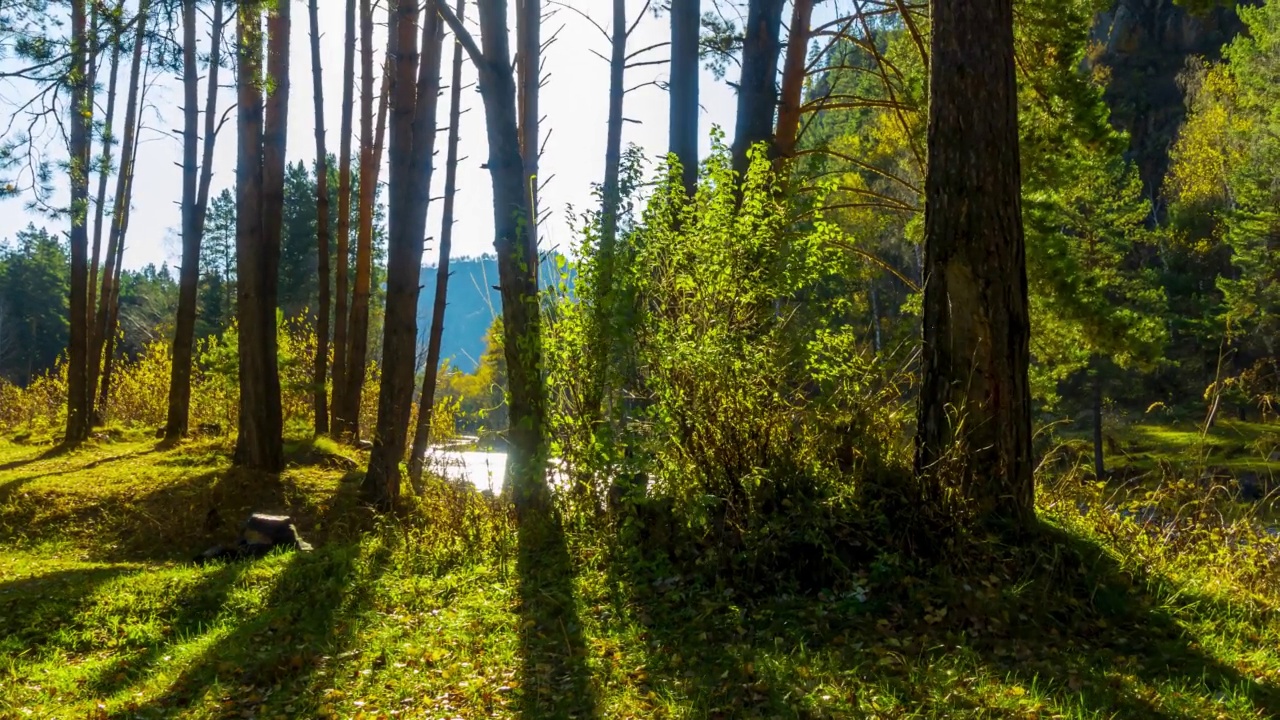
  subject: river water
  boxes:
[422,446,508,494]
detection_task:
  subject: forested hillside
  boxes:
[0,0,1277,717]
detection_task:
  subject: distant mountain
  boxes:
[415,254,573,373]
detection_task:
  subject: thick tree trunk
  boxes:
[914,0,1033,529]
[309,0,332,436]
[365,0,445,509]
[89,4,123,325]
[332,0,358,432]
[440,0,547,518]
[336,0,381,440]
[65,0,92,445]
[668,0,699,195]
[164,0,204,440]
[409,0,467,492]
[234,0,286,472]
[89,0,148,427]
[730,0,785,178]
[773,0,812,161]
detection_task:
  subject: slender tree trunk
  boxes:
[65,0,92,445]
[89,0,148,427]
[333,0,358,432]
[365,0,445,509]
[869,281,882,355]
[914,0,1033,529]
[1092,358,1105,479]
[337,0,380,440]
[164,0,204,440]
[408,0,467,492]
[89,4,124,325]
[440,0,547,518]
[773,0,812,161]
[97,222,128,416]
[309,0,332,435]
[730,0,785,178]
[599,0,625,265]
[582,0,628,436]
[669,0,699,196]
[165,0,224,439]
[234,0,286,472]
[517,0,540,229]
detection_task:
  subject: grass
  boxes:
[1,428,1279,719]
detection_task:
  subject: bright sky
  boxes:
[0,0,836,270]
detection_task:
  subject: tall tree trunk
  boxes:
[408,0,467,492]
[365,0,445,509]
[89,0,148,427]
[164,0,225,439]
[517,0,539,229]
[194,0,225,256]
[773,0,812,161]
[234,0,286,472]
[65,0,92,446]
[730,0,785,178]
[336,0,380,440]
[164,0,204,440]
[97,219,128,416]
[89,3,124,326]
[440,0,547,518]
[582,0,628,436]
[309,0,332,435]
[669,0,699,196]
[332,0,358,432]
[1092,356,1105,479]
[914,0,1033,529]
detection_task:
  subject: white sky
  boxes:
[0,0,836,270]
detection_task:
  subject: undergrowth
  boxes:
[1,434,1278,719]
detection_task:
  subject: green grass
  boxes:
[2,430,1279,718]
[1093,418,1280,476]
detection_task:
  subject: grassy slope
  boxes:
[1,431,1278,719]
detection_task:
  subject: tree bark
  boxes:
[233,0,286,472]
[730,0,785,178]
[914,0,1033,529]
[1092,357,1105,479]
[408,0,467,493]
[668,0,699,195]
[164,0,204,440]
[517,0,540,229]
[89,0,149,427]
[309,0,332,436]
[439,0,548,518]
[773,0,812,161]
[332,0,358,432]
[89,3,124,328]
[65,0,92,445]
[336,0,381,440]
[365,0,445,509]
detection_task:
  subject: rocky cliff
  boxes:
[1091,0,1247,210]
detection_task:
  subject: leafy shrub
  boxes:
[547,139,912,585]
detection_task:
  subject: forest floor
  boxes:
[0,423,1278,719]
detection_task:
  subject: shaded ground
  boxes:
[1,432,1278,718]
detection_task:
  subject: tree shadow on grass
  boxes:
[615,519,1280,719]
[127,480,390,719]
[516,512,600,718]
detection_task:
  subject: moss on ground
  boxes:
[1,430,1278,719]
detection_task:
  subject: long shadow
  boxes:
[129,478,390,718]
[0,566,137,656]
[516,511,600,718]
[0,444,70,472]
[614,519,1280,718]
